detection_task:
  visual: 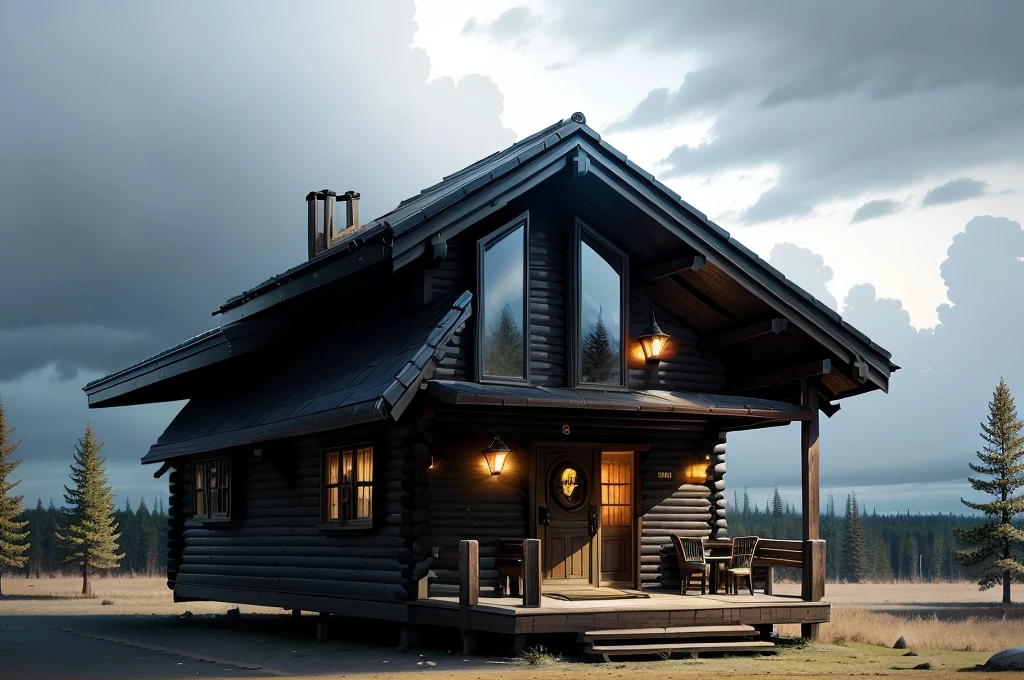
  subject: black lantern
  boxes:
[481,432,510,476]
[638,306,670,363]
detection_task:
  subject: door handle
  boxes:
[539,506,551,526]
[588,504,599,536]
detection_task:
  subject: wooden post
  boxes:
[316,612,330,642]
[800,380,820,543]
[801,539,827,640]
[523,538,541,608]
[459,539,479,654]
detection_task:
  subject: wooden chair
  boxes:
[671,534,710,595]
[726,536,758,595]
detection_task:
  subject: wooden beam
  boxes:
[819,400,841,418]
[727,359,831,393]
[640,254,705,282]
[800,381,820,544]
[701,318,788,351]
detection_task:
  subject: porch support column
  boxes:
[800,380,824,640]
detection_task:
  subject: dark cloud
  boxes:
[850,198,902,224]
[462,6,541,43]
[768,243,838,310]
[921,177,989,206]
[524,0,1024,222]
[0,1,514,505]
[0,0,514,382]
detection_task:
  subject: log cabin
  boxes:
[84,112,897,657]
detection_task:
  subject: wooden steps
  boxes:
[579,624,774,660]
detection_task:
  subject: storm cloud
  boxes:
[0,0,514,505]
[470,1,1024,223]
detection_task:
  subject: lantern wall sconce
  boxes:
[481,432,510,476]
[638,305,670,364]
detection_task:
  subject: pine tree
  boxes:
[581,309,617,383]
[841,493,867,582]
[136,498,159,576]
[954,378,1024,603]
[484,303,524,377]
[870,536,892,581]
[57,424,123,597]
[772,487,784,516]
[0,397,30,595]
[742,487,750,516]
[930,535,944,582]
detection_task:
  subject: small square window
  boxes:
[192,457,231,520]
[322,445,373,527]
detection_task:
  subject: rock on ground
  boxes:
[985,646,1024,671]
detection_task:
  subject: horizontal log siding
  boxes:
[711,436,728,539]
[628,288,725,392]
[431,243,473,381]
[166,462,186,590]
[422,417,529,590]
[174,428,416,605]
[427,406,717,592]
[638,432,719,590]
[529,213,567,386]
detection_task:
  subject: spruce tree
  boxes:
[742,487,750,516]
[581,310,617,383]
[484,303,524,377]
[57,424,123,597]
[870,536,892,581]
[954,378,1024,603]
[841,493,867,582]
[0,397,30,594]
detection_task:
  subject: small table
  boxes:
[705,556,732,594]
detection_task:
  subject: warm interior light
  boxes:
[481,433,510,476]
[638,306,670,363]
[683,461,709,484]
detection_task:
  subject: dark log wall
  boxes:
[638,432,718,590]
[166,462,186,590]
[528,212,568,386]
[418,409,530,590]
[173,427,421,606]
[627,289,725,392]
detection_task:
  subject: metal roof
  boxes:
[426,380,811,422]
[140,291,472,463]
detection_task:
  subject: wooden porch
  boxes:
[408,590,830,636]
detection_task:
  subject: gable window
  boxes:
[193,457,231,519]
[322,445,373,527]
[577,222,627,386]
[477,214,529,381]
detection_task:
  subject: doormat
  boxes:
[544,588,651,601]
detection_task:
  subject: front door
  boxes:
[539,449,596,584]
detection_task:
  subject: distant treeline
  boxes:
[18,498,168,577]
[729,489,1005,583]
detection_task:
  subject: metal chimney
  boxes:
[306,189,360,260]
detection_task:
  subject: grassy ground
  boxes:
[1,577,1019,679]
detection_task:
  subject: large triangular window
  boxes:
[575,220,627,387]
[477,214,530,382]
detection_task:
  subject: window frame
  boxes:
[191,455,232,522]
[319,443,375,529]
[475,212,531,384]
[571,218,629,389]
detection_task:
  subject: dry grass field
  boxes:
[1,576,1020,679]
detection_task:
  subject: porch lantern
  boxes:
[638,306,670,363]
[481,433,510,476]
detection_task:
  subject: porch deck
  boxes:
[408,590,830,635]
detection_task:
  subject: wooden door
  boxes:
[539,449,596,584]
[600,451,635,586]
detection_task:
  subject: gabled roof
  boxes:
[140,292,471,463]
[86,111,896,407]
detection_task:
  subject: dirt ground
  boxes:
[0,577,1018,680]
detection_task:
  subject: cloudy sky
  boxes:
[1,1,1021,514]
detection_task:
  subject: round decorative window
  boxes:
[550,460,589,512]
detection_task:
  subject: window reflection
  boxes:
[482,223,526,378]
[580,236,622,385]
